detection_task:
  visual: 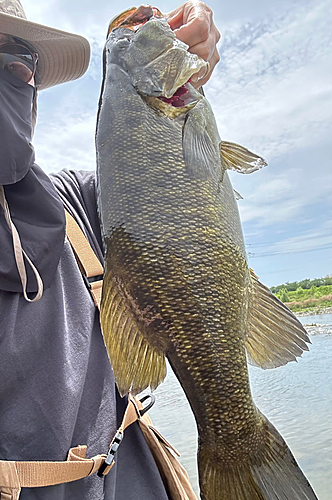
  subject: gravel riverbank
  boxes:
[296,306,332,317]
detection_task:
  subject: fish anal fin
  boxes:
[220,141,267,174]
[100,271,167,396]
[246,269,311,369]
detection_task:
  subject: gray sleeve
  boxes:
[50,168,104,263]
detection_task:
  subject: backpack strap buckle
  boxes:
[97,432,123,477]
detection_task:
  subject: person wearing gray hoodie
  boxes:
[0,1,220,498]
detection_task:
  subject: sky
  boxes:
[23,0,332,287]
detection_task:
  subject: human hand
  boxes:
[165,1,221,87]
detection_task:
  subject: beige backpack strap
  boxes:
[132,396,198,500]
[97,393,143,477]
[0,395,143,499]
[137,419,197,500]
[0,446,107,499]
[64,211,104,309]
[0,186,43,303]
[100,395,198,499]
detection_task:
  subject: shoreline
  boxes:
[296,306,332,317]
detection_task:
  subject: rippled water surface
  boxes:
[147,313,332,499]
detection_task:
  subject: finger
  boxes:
[165,5,185,30]
[174,15,211,48]
[187,27,220,64]
[191,47,220,88]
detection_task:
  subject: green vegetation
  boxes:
[270,276,332,294]
[272,277,332,313]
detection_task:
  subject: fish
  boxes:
[96,6,318,500]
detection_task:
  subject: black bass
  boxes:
[96,6,317,500]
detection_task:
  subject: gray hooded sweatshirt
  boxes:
[0,168,169,500]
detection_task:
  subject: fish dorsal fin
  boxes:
[220,141,267,174]
[100,271,167,396]
[233,189,243,200]
[246,269,311,369]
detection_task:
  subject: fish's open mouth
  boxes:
[158,81,192,108]
[156,80,201,109]
[142,81,202,119]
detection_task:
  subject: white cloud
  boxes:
[247,220,332,256]
[206,0,332,160]
[35,112,96,173]
[233,158,332,227]
[273,227,332,253]
[199,0,332,281]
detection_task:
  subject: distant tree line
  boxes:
[275,285,332,304]
[270,276,332,294]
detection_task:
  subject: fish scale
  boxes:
[96,7,317,500]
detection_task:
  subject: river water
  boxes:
[146,313,332,499]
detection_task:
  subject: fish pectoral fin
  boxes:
[182,104,220,178]
[100,272,167,397]
[246,269,311,369]
[220,141,267,174]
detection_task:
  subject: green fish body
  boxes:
[96,8,317,500]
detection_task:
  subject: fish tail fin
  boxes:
[198,416,317,500]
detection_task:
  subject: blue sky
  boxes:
[24,0,332,287]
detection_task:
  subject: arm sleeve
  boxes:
[50,168,104,264]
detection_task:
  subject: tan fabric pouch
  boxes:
[134,396,198,500]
